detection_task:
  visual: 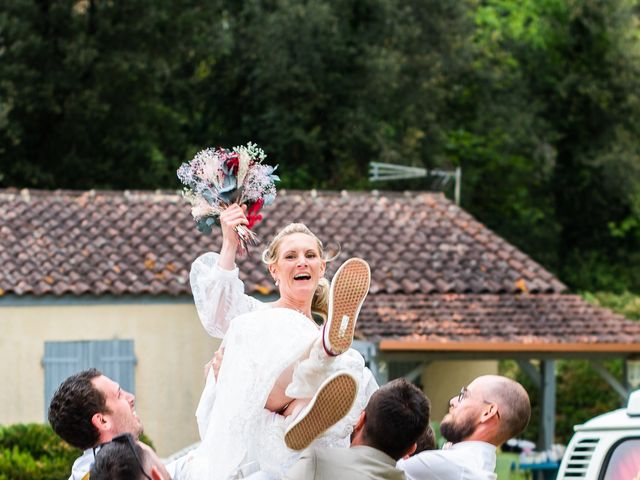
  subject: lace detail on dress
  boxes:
[190,252,265,338]
[186,252,380,479]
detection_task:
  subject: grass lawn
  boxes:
[497,452,528,479]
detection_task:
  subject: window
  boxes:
[43,340,137,420]
[602,438,640,480]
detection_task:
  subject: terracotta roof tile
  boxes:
[359,294,640,345]
[5,188,633,346]
[0,188,566,298]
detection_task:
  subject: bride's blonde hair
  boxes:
[262,223,331,322]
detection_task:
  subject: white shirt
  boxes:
[68,449,94,480]
[70,448,186,479]
[166,454,189,479]
[397,441,497,480]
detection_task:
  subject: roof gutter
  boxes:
[379,340,640,354]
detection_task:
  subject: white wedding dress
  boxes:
[182,252,379,480]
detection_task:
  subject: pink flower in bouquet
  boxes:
[177,142,279,254]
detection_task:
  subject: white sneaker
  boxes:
[284,372,358,451]
[322,258,371,356]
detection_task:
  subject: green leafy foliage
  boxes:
[0,423,80,480]
[2,0,640,292]
[0,423,155,480]
[583,291,640,321]
[503,359,624,445]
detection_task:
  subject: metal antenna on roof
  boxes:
[368,162,461,205]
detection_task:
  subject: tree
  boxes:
[195,0,474,189]
[452,0,640,291]
[0,0,226,189]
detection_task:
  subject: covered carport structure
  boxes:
[355,293,640,451]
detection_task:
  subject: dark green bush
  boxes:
[0,423,80,480]
[0,423,155,480]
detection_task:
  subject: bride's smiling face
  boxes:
[269,232,326,301]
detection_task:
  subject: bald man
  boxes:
[398,375,531,480]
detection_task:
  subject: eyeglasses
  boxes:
[457,386,469,404]
[94,433,152,480]
[457,386,501,419]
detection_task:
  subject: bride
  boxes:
[183,204,378,479]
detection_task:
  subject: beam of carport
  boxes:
[376,340,640,452]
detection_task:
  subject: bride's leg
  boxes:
[264,341,316,413]
[265,258,370,413]
[264,363,296,413]
[285,337,336,399]
[281,398,309,417]
[262,338,361,451]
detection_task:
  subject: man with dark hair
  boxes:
[413,424,437,455]
[48,368,144,480]
[284,378,430,479]
[91,433,171,480]
[398,375,531,480]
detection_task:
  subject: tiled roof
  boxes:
[2,188,636,348]
[0,188,564,297]
[360,294,640,347]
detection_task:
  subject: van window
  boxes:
[602,438,640,480]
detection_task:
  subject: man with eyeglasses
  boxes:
[397,375,531,480]
[48,368,184,480]
[90,433,171,480]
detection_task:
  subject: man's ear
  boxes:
[402,442,417,459]
[479,403,499,423]
[354,411,366,432]
[150,466,165,480]
[91,412,109,433]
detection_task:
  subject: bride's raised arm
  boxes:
[190,204,264,338]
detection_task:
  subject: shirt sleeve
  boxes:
[189,252,264,338]
[398,451,458,480]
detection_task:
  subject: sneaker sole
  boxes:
[284,373,358,451]
[324,258,371,355]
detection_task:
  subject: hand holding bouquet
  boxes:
[177,142,279,253]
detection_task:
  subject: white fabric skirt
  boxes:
[182,308,377,479]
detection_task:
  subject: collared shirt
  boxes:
[285,445,406,480]
[166,454,189,479]
[70,446,185,480]
[68,448,94,480]
[397,441,497,480]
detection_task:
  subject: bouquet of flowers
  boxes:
[177,142,279,253]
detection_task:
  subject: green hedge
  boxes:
[0,423,155,480]
[0,423,80,480]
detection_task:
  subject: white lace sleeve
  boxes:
[190,252,264,338]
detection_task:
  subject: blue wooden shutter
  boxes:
[43,340,137,420]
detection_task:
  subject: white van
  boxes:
[556,389,640,480]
